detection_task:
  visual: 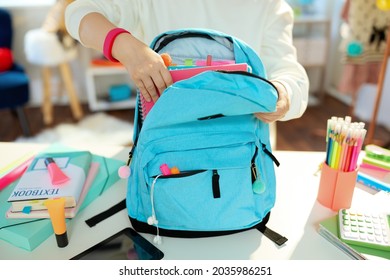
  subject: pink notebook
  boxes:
[140,63,249,120]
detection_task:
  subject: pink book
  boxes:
[140,63,249,120]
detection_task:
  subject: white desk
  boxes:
[0,142,387,260]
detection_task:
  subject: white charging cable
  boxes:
[147,175,162,244]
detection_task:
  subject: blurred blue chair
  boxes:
[0,8,31,136]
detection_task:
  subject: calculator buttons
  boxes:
[338,209,390,251]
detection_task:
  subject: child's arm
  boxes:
[71,12,172,103]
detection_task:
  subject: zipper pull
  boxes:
[251,162,258,182]
[252,164,266,194]
[212,170,221,199]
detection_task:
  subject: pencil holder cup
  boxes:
[317,163,358,211]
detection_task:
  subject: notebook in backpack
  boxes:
[124,28,287,245]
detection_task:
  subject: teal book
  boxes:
[7,151,92,212]
[318,215,390,260]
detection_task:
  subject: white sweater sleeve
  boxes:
[260,1,309,121]
[65,0,140,45]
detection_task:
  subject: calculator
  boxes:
[338,208,390,251]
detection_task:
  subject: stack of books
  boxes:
[357,144,390,193]
[6,151,99,219]
[318,213,390,260]
[0,146,124,251]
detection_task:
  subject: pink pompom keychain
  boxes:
[118,146,135,179]
[118,165,131,179]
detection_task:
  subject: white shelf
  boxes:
[293,38,328,67]
[87,66,127,75]
[85,65,136,112]
[89,98,137,111]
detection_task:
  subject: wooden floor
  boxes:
[1,94,389,151]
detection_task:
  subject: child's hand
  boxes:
[254,81,290,123]
[112,34,173,102]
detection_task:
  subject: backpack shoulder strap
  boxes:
[85,199,126,227]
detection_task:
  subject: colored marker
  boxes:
[160,163,171,176]
[206,54,212,66]
[44,157,70,185]
[339,127,351,171]
[350,128,367,171]
[324,116,366,172]
[44,197,69,248]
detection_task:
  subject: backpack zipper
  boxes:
[216,70,278,92]
[262,143,280,167]
[153,169,206,179]
[153,32,232,53]
[251,146,259,183]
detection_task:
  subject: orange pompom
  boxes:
[161,53,172,67]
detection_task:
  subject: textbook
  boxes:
[318,215,390,260]
[6,162,99,219]
[7,151,92,212]
[140,63,249,120]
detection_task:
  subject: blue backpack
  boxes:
[124,29,287,245]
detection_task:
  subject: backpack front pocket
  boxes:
[140,134,265,231]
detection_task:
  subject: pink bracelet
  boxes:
[103,28,131,62]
